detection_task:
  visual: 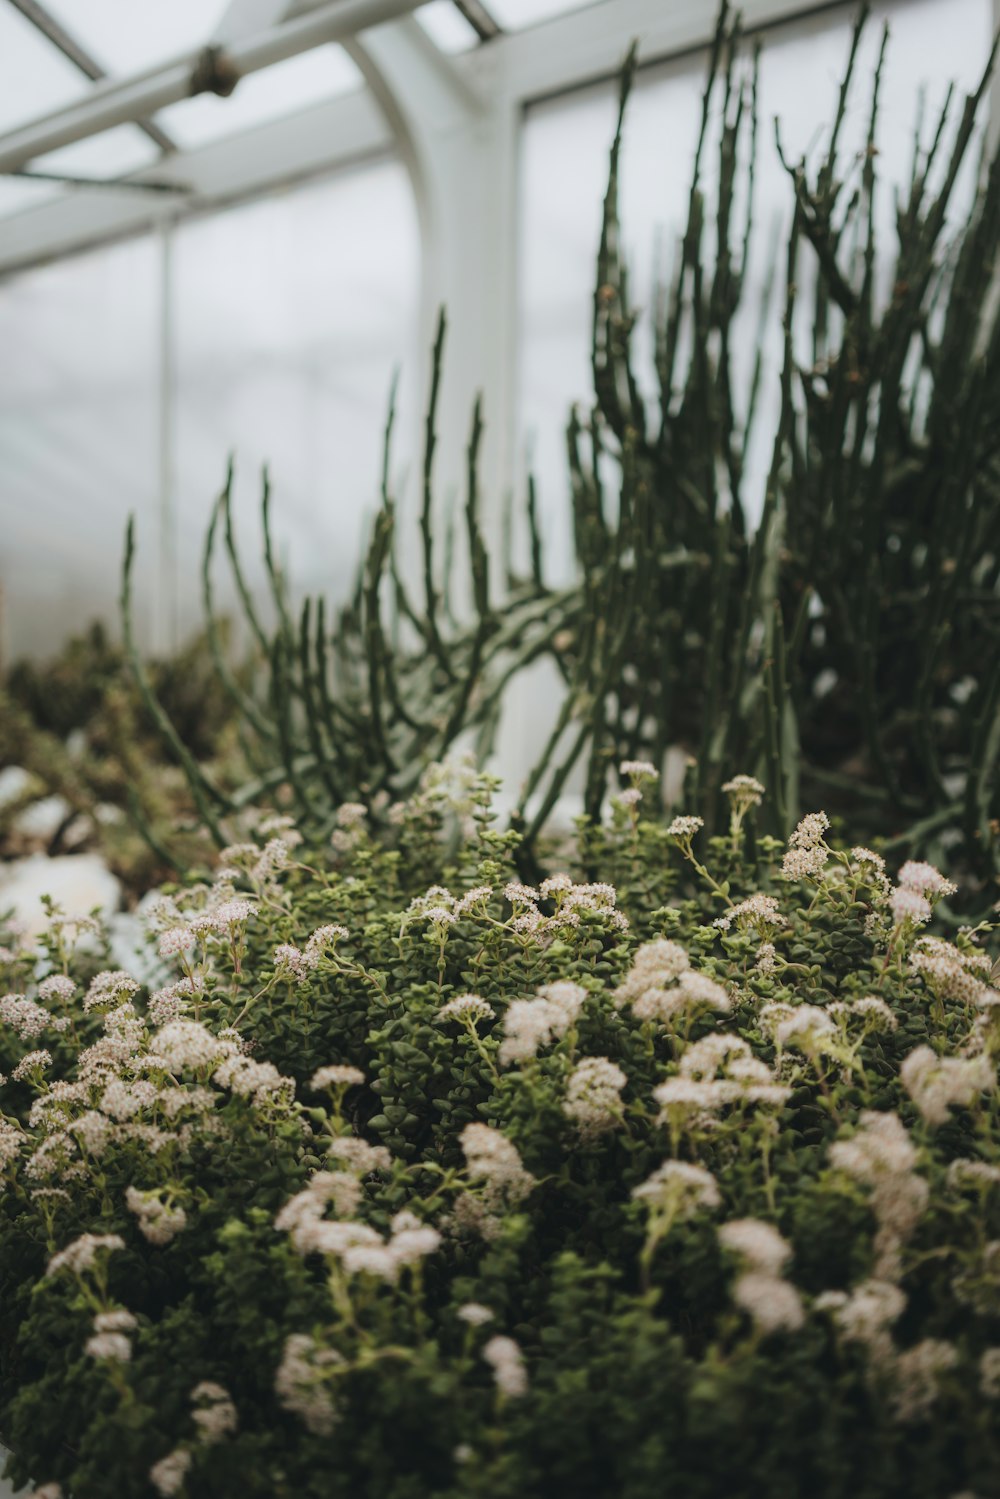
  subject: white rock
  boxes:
[11,795,71,842]
[62,814,95,850]
[0,766,35,809]
[0,854,121,940]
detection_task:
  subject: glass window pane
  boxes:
[489,0,595,28]
[33,125,160,179]
[416,2,480,53]
[0,3,88,133]
[171,157,420,632]
[41,0,229,76]
[0,177,62,219]
[0,237,161,661]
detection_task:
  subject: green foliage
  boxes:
[1,775,999,1498]
[1,622,245,893]
[121,4,1000,902]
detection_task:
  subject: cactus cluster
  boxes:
[123,4,1000,904]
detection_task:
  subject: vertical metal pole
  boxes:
[157,216,178,655]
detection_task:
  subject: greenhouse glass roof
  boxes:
[0,0,604,228]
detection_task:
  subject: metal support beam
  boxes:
[6,0,178,156]
[0,0,429,172]
[346,15,518,583]
[0,88,392,276]
[453,1,502,42]
[9,167,188,193]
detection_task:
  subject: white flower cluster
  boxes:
[829,1112,928,1279]
[817,1280,960,1422]
[438,993,495,1025]
[273,924,351,984]
[899,1045,993,1126]
[214,1051,293,1109]
[499,981,586,1065]
[713,893,787,935]
[191,1381,239,1443]
[666,815,704,841]
[754,942,776,975]
[149,1449,192,1497]
[947,1158,1000,1191]
[815,1278,906,1368]
[719,1218,804,1334]
[217,839,293,890]
[613,939,730,1025]
[147,975,203,1026]
[848,847,891,892]
[12,1049,52,1081]
[331,800,368,852]
[0,1117,22,1169]
[310,1064,366,1092]
[126,1185,188,1246]
[47,1232,125,1278]
[327,1136,392,1174]
[910,936,997,1008]
[405,884,496,931]
[38,974,76,1004]
[654,1034,789,1125]
[503,877,628,940]
[276,1162,439,1281]
[0,993,68,1039]
[153,1019,232,1074]
[460,1123,536,1203]
[888,860,957,928]
[721,775,765,813]
[275,1333,345,1435]
[889,1338,958,1424]
[457,1302,494,1326]
[780,811,830,881]
[632,1159,720,1217]
[562,1056,628,1137]
[482,1334,528,1398]
[85,1307,138,1363]
[827,995,897,1034]
[83,970,140,1013]
[620,759,659,781]
[762,1003,839,1060]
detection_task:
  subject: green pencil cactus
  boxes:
[121,3,1000,903]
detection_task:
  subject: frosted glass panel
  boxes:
[35,124,159,179]
[0,238,160,662]
[0,3,87,132]
[416,1,480,53]
[490,0,598,27]
[517,0,993,568]
[171,157,420,634]
[42,0,229,76]
[0,157,419,663]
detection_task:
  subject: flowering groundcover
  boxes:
[1,766,999,1498]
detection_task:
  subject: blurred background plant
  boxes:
[0,621,244,900]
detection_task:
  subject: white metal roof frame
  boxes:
[1,0,956,278]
